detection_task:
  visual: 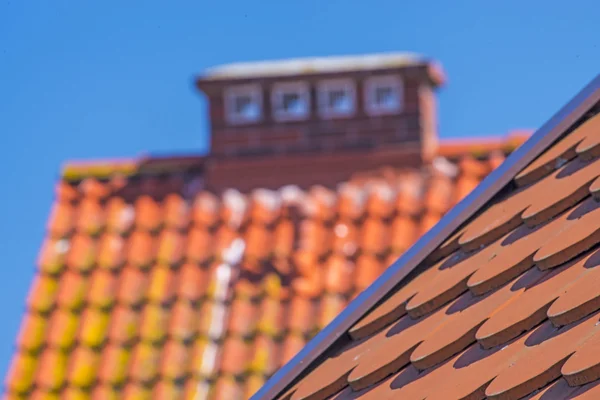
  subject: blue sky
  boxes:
[0,0,598,382]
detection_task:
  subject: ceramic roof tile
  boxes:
[160,340,190,380]
[46,309,78,350]
[15,313,47,353]
[259,110,600,400]
[107,305,139,345]
[117,266,148,307]
[4,137,522,399]
[97,344,130,385]
[96,233,125,271]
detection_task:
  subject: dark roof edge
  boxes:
[251,74,600,400]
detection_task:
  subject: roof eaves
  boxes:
[252,73,600,400]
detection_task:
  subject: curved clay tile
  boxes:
[292,329,390,400]
[146,265,177,306]
[414,268,539,370]
[55,270,89,311]
[116,266,148,308]
[47,202,74,239]
[533,196,600,270]
[347,302,452,391]
[156,229,185,267]
[562,332,600,386]
[162,193,190,230]
[348,262,440,340]
[251,188,282,227]
[96,233,125,272]
[26,274,58,314]
[138,303,170,344]
[159,340,189,380]
[46,309,78,350]
[405,248,496,318]
[319,294,347,328]
[125,230,156,270]
[16,313,47,353]
[104,197,134,235]
[37,238,67,276]
[273,218,296,258]
[192,191,221,228]
[547,250,600,327]
[466,218,561,296]
[476,254,589,349]
[66,346,100,389]
[65,233,96,273]
[324,254,355,295]
[35,348,67,391]
[107,305,139,345]
[485,313,600,399]
[360,218,390,256]
[306,185,337,222]
[168,299,197,342]
[219,337,251,376]
[365,182,397,219]
[459,156,600,251]
[338,183,368,222]
[134,195,163,232]
[86,269,118,310]
[222,189,250,230]
[79,178,111,200]
[286,296,318,336]
[75,198,105,236]
[228,298,258,338]
[515,113,600,186]
[97,345,129,386]
[354,255,383,294]
[55,181,80,203]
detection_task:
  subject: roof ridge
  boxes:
[60,153,205,182]
[252,74,600,399]
[58,133,525,183]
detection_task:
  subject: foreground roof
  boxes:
[257,76,600,400]
[3,135,526,400]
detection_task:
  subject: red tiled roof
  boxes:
[4,135,527,400]
[265,112,600,399]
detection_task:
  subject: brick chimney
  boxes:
[196,53,445,193]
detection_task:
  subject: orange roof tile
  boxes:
[4,133,527,399]
[257,94,600,398]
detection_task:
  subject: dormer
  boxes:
[195,53,446,192]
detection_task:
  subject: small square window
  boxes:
[272,82,310,121]
[225,84,263,125]
[318,79,356,118]
[365,75,403,116]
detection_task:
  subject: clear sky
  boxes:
[0,0,598,382]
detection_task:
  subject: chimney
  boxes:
[196,53,445,193]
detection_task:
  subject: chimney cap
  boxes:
[196,52,445,86]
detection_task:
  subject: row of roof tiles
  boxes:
[4,145,516,399]
[277,113,600,399]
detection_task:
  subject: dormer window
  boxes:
[365,75,403,115]
[225,84,262,124]
[272,82,310,121]
[318,79,356,118]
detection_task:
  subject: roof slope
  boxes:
[259,88,600,399]
[3,137,524,400]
